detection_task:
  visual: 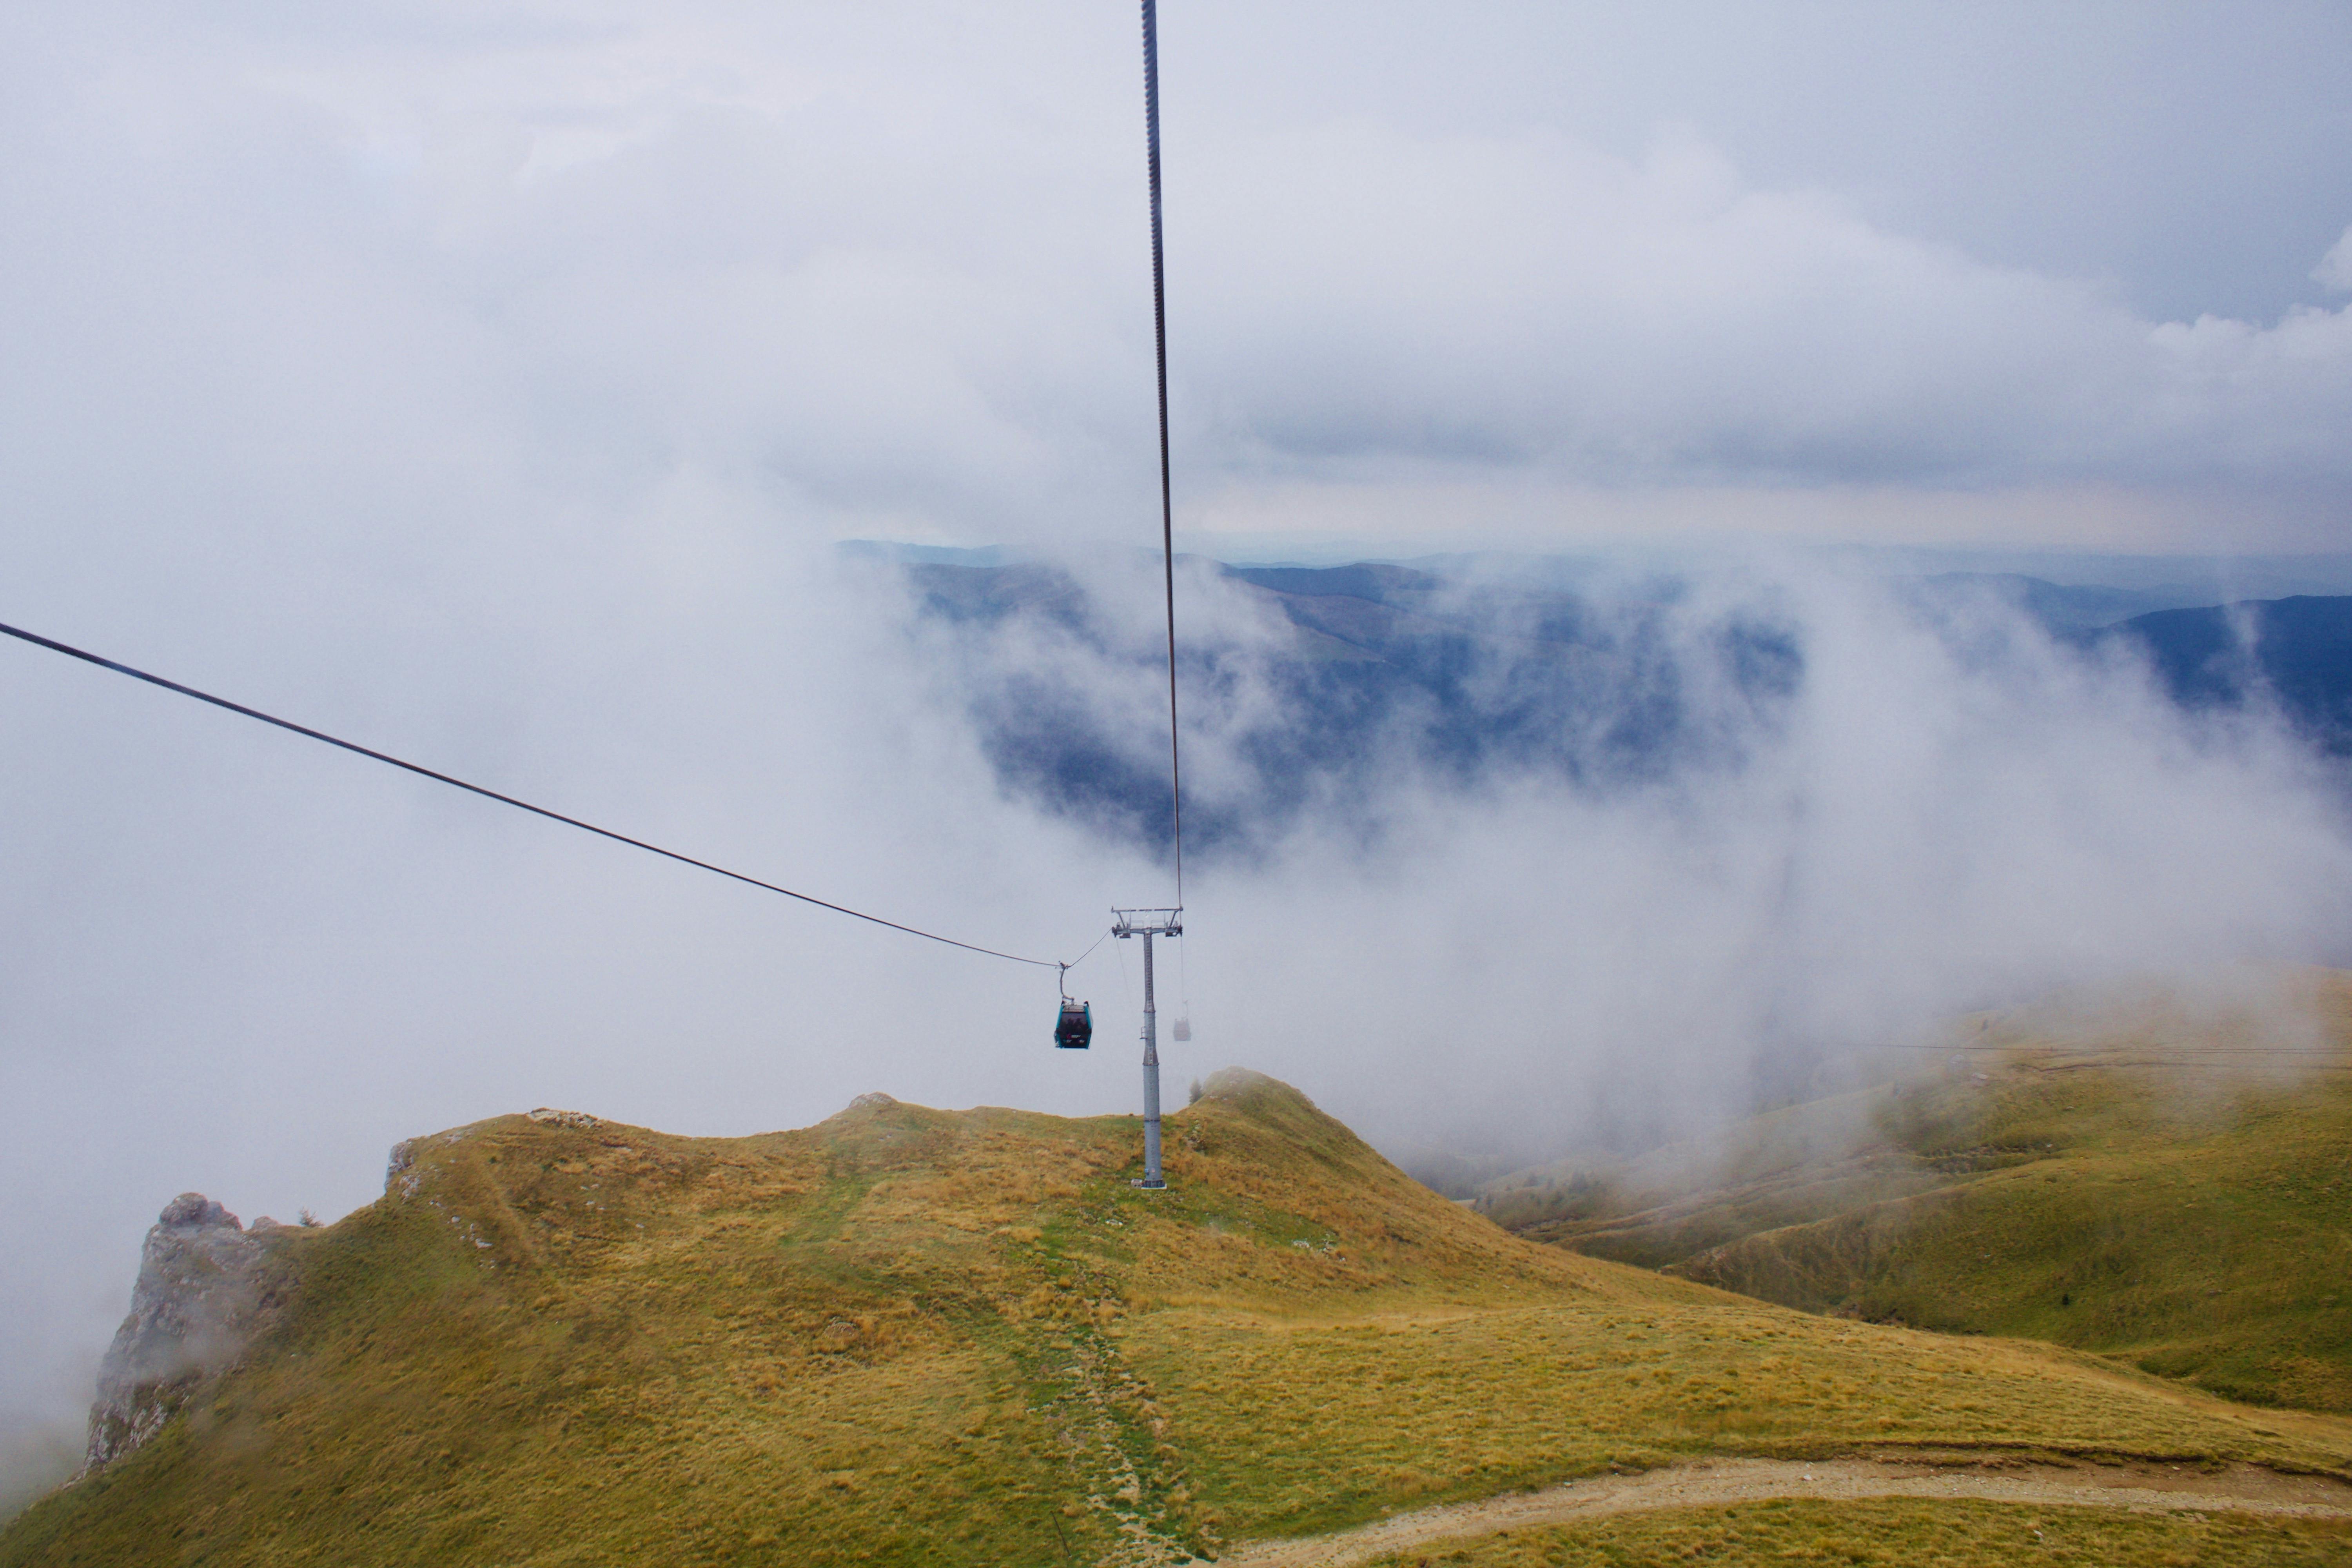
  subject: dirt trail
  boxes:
[1215,1456,2352,1567]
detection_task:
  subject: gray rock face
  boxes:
[83,1192,271,1474]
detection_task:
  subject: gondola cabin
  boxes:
[1055,998,1093,1049]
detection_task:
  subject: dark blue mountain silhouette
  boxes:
[907,561,1798,858]
[906,561,2352,858]
[2089,596,2352,753]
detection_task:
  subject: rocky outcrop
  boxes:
[83,1194,272,1474]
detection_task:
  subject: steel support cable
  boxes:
[0,618,1074,969]
[1063,925,1114,971]
[1141,0,1183,909]
[1055,925,1117,1002]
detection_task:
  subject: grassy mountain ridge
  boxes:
[1481,973,2352,1412]
[11,1069,2352,1566]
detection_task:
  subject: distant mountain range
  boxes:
[893,556,2352,854]
[2086,596,2352,753]
[1902,572,2225,631]
[906,558,1799,855]
[1910,573,2352,749]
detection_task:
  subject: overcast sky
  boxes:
[4,0,2350,563]
[5,0,2352,1499]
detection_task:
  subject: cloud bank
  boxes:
[912,553,2352,1156]
[4,2,2350,559]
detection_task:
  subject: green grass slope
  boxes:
[1484,973,2352,1412]
[9,1069,2352,1567]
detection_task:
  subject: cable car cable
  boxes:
[1141,0,1183,911]
[0,617,1074,969]
[1063,926,1114,972]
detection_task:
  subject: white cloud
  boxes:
[1183,120,2352,501]
[2314,225,2352,294]
[4,3,2350,558]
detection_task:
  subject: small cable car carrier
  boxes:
[1054,965,1093,1049]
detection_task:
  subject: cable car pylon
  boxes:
[1112,907,1181,1188]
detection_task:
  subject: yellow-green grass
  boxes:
[1483,973,2352,1412]
[1361,1498,2352,1567]
[7,1070,2352,1566]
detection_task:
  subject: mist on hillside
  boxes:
[889,548,2352,1165]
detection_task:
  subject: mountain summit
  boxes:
[9,1069,2350,1565]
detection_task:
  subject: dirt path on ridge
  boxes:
[1214,1456,2352,1567]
